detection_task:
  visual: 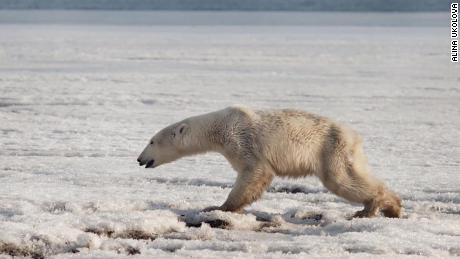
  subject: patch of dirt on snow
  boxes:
[0,242,44,259]
[83,227,158,240]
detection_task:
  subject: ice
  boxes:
[1,11,460,258]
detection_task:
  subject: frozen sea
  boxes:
[0,10,459,258]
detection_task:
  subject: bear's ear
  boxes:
[174,123,189,137]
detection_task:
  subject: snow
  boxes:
[1,11,460,258]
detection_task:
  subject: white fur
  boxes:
[138,106,401,218]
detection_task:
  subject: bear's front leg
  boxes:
[204,165,274,213]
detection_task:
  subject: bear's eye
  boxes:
[150,140,154,145]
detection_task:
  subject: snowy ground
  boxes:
[0,11,459,258]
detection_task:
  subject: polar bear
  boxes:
[137,106,401,218]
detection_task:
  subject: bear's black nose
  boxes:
[138,158,146,166]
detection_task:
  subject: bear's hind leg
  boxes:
[318,154,401,218]
[320,167,382,218]
[317,127,401,218]
[352,186,401,218]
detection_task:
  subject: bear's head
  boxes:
[137,121,191,168]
